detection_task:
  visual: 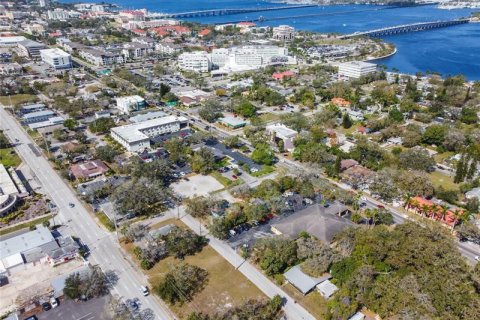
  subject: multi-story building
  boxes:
[155,42,181,55]
[25,23,45,35]
[0,164,27,216]
[338,61,377,79]
[273,25,295,41]
[178,52,211,73]
[265,123,298,152]
[115,95,146,114]
[17,40,47,58]
[39,0,48,7]
[0,36,26,47]
[122,42,152,59]
[40,48,72,69]
[111,116,188,152]
[79,48,125,66]
[47,9,70,20]
[132,36,156,48]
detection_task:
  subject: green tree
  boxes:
[422,124,446,146]
[63,118,78,130]
[95,145,120,163]
[235,100,256,118]
[89,117,115,134]
[460,107,479,124]
[191,147,215,174]
[251,143,275,165]
[342,113,352,129]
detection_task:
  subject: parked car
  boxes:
[232,175,238,179]
[229,229,236,237]
[69,203,75,208]
[50,297,58,308]
[42,302,51,311]
[140,286,149,296]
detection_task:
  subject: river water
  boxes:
[61,0,480,79]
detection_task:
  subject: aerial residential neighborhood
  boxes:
[0,0,479,320]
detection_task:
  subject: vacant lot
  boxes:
[429,171,458,191]
[0,148,21,167]
[0,94,39,107]
[124,219,265,318]
[282,283,328,319]
[172,174,224,198]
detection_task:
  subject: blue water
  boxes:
[61,0,480,79]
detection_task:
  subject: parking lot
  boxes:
[36,295,112,320]
[227,194,324,248]
[172,174,224,198]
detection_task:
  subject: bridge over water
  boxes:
[340,19,469,39]
[158,4,318,19]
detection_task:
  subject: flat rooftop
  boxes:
[0,164,19,196]
[0,225,54,259]
[111,115,188,143]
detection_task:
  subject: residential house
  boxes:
[69,160,109,180]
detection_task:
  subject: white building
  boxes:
[79,48,124,66]
[155,42,181,55]
[338,61,377,79]
[47,9,70,20]
[115,95,146,114]
[0,36,26,47]
[39,0,48,7]
[273,25,295,41]
[111,116,188,152]
[178,52,211,73]
[266,123,298,152]
[40,48,72,69]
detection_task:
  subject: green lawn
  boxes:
[0,214,52,236]
[96,211,115,231]
[250,165,275,177]
[258,113,281,123]
[123,219,265,318]
[429,171,458,191]
[211,171,244,188]
[0,148,21,167]
[0,94,39,107]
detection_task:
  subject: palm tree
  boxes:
[402,194,412,208]
[439,204,449,223]
[420,204,431,218]
[451,209,464,231]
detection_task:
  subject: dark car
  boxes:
[42,302,52,311]
[24,317,37,320]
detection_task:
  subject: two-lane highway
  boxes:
[0,107,176,320]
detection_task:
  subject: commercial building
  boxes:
[115,95,146,114]
[129,110,167,123]
[0,225,79,275]
[78,48,125,66]
[27,116,65,132]
[111,116,188,152]
[0,36,26,47]
[218,116,247,129]
[47,9,70,20]
[178,52,211,73]
[122,42,152,59]
[21,110,56,124]
[265,123,298,152]
[17,40,47,58]
[69,160,109,180]
[273,25,295,41]
[40,48,72,69]
[19,103,46,114]
[155,42,181,55]
[0,164,27,216]
[338,61,377,79]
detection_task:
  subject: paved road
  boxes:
[0,107,176,320]
[279,158,480,263]
[178,210,316,320]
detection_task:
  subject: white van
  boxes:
[141,286,149,296]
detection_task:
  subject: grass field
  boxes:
[0,148,21,167]
[124,219,265,318]
[250,165,275,177]
[0,94,39,107]
[282,283,328,319]
[429,171,458,191]
[258,113,281,123]
[210,171,244,188]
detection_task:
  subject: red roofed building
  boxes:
[331,97,351,108]
[272,70,295,81]
[70,160,109,180]
[132,29,147,36]
[150,26,191,37]
[198,29,211,38]
[405,196,465,227]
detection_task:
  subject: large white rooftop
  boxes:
[0,225,55,259]
[40,48,71,58]
[111,115,187,143]
[0,164,19,196]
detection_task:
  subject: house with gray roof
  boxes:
[271,203,352,243]
[283,265,332,295]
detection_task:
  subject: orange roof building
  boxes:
[405,196,464,227]
[198,29,211,37]
[331,97,351,108]
[272,70,295,81]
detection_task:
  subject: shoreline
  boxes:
[365,46,397,62]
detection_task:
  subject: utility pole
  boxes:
[113,211,119,242]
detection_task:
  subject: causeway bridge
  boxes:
[158,4,318,19]
[341,19,469,39]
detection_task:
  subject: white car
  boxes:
[475,256,480,262]
[140,286,149,296]
[50,297,58,308]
